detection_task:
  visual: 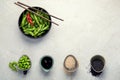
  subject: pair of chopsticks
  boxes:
[14,1,64,26]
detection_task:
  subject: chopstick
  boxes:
[14,2,59,26]
[17,1,64,21]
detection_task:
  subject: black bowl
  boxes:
[18,7,51,39]
[40,55,54,72]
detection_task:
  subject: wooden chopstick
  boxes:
[14,2,59,26]
[17,1,64,21]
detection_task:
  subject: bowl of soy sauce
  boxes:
[40,55,54,72]
[90,55,105,76]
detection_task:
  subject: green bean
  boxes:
[24,27,35,31]
[9,62,18,71]
[37,15,42,24]
[34,14,42,31]
[41,24,46,30]
[34,26,42,36]
[30,13,34,19]
[42,25,49,31]
[37,31,45,36]
[28,23,31,28]
[34,14,40,26]
[21,14,26,27]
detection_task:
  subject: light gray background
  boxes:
[0,0,120,80]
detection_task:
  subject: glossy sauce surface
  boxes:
[41,56,53,69]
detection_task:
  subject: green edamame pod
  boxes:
[21,14,26,27]
[33,14,40,26]
[37,31,45,36]
[9,62,18,71]
[34,27,42,35]
[42,25,49,31]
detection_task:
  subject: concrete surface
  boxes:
[0,0,120,80]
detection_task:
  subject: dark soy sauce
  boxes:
[91,59,104,76]
[41,56,53,70]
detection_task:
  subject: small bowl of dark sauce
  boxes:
[40,55,53,72]
[90,55,105,76]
